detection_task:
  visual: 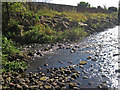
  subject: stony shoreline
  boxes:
[2,16,118,89]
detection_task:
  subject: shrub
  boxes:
[24,25,55,43]
[2,36,19,54]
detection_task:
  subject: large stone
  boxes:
[69,83,77,88]
[71,73,80,79]
[9,83,15,88]
[15,84,22,90]
[61,87,67,90]
[58,82,65,87]
[54,85,60,89]
[79,61,87,65]
[22,83,29,89]
[39,86,44,90]
[64,70,71,74]
[44,85,52,90]
[30,85,39,89]
[92,58,98,61]
[40,76,48,81]
[83,76,88,79]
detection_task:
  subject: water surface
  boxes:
[26,26,119,88]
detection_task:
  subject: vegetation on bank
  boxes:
[2,2,118,73]
[2,36,27,73]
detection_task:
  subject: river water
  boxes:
[26,26,119,89]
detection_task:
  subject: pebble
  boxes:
[83,76,88,79]
[44,64,49,66]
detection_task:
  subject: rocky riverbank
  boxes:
[2,23,118,90]
[2,2,119,89]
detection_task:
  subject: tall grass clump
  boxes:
[65,28,87,41]
[2,36,27,73]
[24,25,56,43]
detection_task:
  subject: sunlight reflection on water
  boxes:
[87,26,119,88]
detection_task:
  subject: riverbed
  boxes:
[25,26,119,89]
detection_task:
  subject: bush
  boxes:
[57,28,87,42]
[2,36,19,54]
[24,25,55,43]
[2,60,27,73]
[2,36,27,73]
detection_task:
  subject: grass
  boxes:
[3,3,118,44]
[2,36,27,73]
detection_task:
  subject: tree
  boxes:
[108,6,117,12]
[77,1,91,8]
[97,6,103,9]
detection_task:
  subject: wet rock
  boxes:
[51,82,57,86]
[79,61,87,65]
[115,69,120,73]
[92,58,98,61]
[58,61,64,64]
[67,61,72,64]
[45,47,49,51]
[44,64,48,66]
[97,85,102,89]
[71,73,80,79]
[61,87,67,90]
[19,67,24,73]
[36,51,43,56]
[38,81,44,85]
[15,84,22,89]
[69,65,76,68]
[70,50,74,53]
[95,54,99,57]
[70,78,74,81]
[113,54,119,56]
[44,85,52,90]
[72,48,76,51]
[79,65,84,69]
[47,68,50,72]
[100,83,108,88]
[30,85,39,89]
[87,56,92,59]
[101,75,106,77]
[22,83,29,89]
[83,76,88,79]
[58,82,65,87]
[47,79,54,83]
[54,86,60,89]
[69,83,77,88]
[88,82,92,85]
[90,64,93,67]
[73,87,79,90]
[39,86,44,90]
[9,83,15,88]
[64,70,71,74]
[37,67,42,71]
[40,76,48,81]
[28,52,34,56]
[12,72,18,77]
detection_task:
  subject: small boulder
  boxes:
[44,64,48,66]
[44,85,52,90]
[69,83,77,88]
[83,76,88,79]
[79,61,87,65]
